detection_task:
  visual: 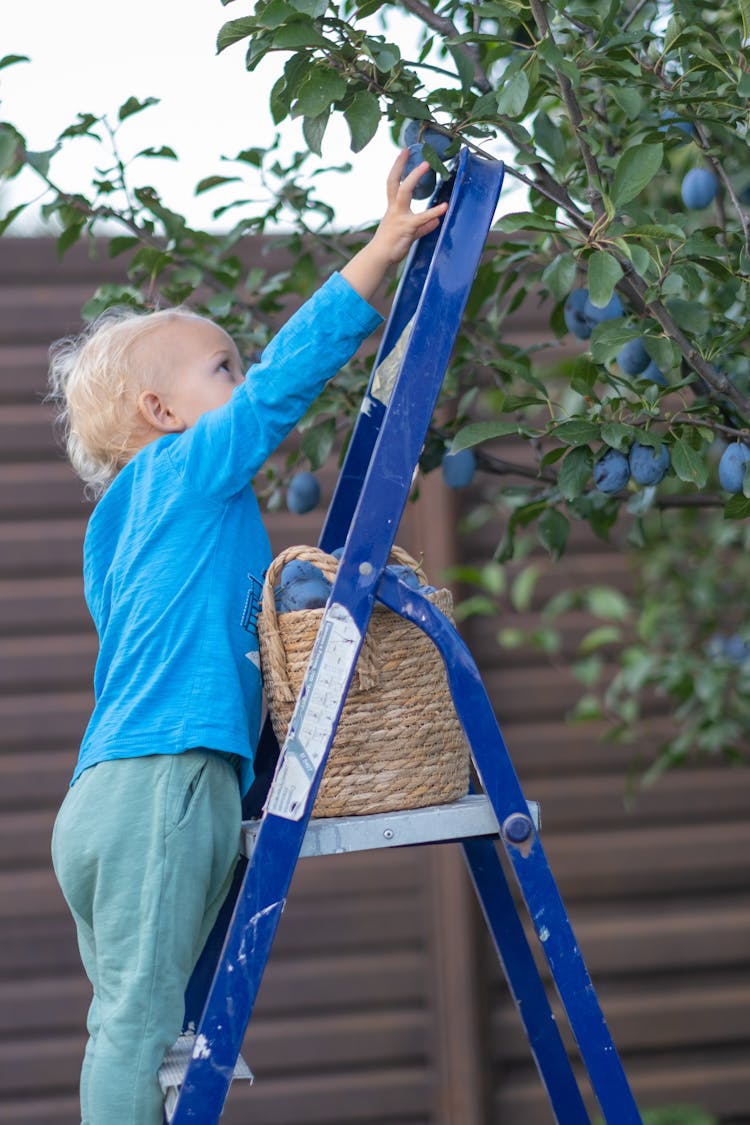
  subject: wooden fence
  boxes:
[0,237,748,1124]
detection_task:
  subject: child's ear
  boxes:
[137,390,185,434]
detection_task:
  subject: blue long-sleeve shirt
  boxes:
[75,272,382,795]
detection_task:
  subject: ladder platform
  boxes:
[241,793,540,859]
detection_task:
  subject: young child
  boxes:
[48,150,447,1125]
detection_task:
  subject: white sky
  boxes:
[2,1,521,234]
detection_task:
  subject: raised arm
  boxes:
[165,153,448,498]
[341,150,448,303]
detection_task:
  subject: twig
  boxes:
[528,0,607,221]
[398,0,491,93]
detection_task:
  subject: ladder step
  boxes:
[160,1032,253,1122]
[242,793,540,859]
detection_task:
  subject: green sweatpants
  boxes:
[51,750,242,1125]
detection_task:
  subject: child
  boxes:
[49,150,447,1125]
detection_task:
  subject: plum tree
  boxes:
[4,2,750,773]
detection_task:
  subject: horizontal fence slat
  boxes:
[493,974,750,1060]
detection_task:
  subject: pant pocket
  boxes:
[167,756,209,837]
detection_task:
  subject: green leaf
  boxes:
[558,445,593,500]
[257,0,296,27]
[217,16,257,52]
[724,494,750,519]
[293,70,347,118]
[452,420,525,451]
[568,356,599,396]
[542,252,577,302]
[587,250,623,308]
[587,586,631,620]
[449,44,475,92]
[344,90,381,153]
[579,625,623,654]
[600,422,637,451]
[135,145,178,160]
[300,416,336,468]
[611,143,663,207]
[553,419,600,446]
[118,95,159,122]
[497,211,560,234]
[0,128,20,176]
[272,21,327,48]
[56,222,85,257]
[392,94,431,120]
[195,174,242,194]
[671,438,708,487]
[205,292,234,318]
[0,203,27,236]
[365,38,401,71]
[664,298,710,334]
[589,320,633,365]
[58,113,100,140]
[289,0,327,13]
[25,149,56,177]
[569,694,605,721]
[270,75,292,124]
[421,141,449,176]
[537,508,569,558]
[302,110,330,156]
[534,111,566,162]
[625,222,685,242]
[510,563,541,612]
[0,54,30,71]
[497,71,530,118]
[108,236,140,258]
[608,85,642,121]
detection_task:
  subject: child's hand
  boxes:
[373,148,449,266]
[341,150,449,302]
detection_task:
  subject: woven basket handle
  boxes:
[260,544,428,704]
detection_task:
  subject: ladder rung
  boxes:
[241,794,540,859]
[160,1033,253,1123]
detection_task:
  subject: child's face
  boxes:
[146,314,245,429]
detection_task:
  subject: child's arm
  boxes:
[168,153,448,498]
[341,149,449,303]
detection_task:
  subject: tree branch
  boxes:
[528,0,607,221]
[393,0,591,235]
[614,260,750,419]
[398,0,491,93]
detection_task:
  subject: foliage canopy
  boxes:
[2,0,750,777]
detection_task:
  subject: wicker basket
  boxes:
[258,544,470,818]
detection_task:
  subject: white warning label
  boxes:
[265,603,362,820]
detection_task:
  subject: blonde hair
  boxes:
[48,305,207,497]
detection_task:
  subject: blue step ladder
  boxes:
[164,148,643,1125]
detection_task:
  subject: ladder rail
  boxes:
[462,831,591,1124]
[375,571,643,1125]
[319,172,453,553]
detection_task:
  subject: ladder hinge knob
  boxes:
[502,813,534,845]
